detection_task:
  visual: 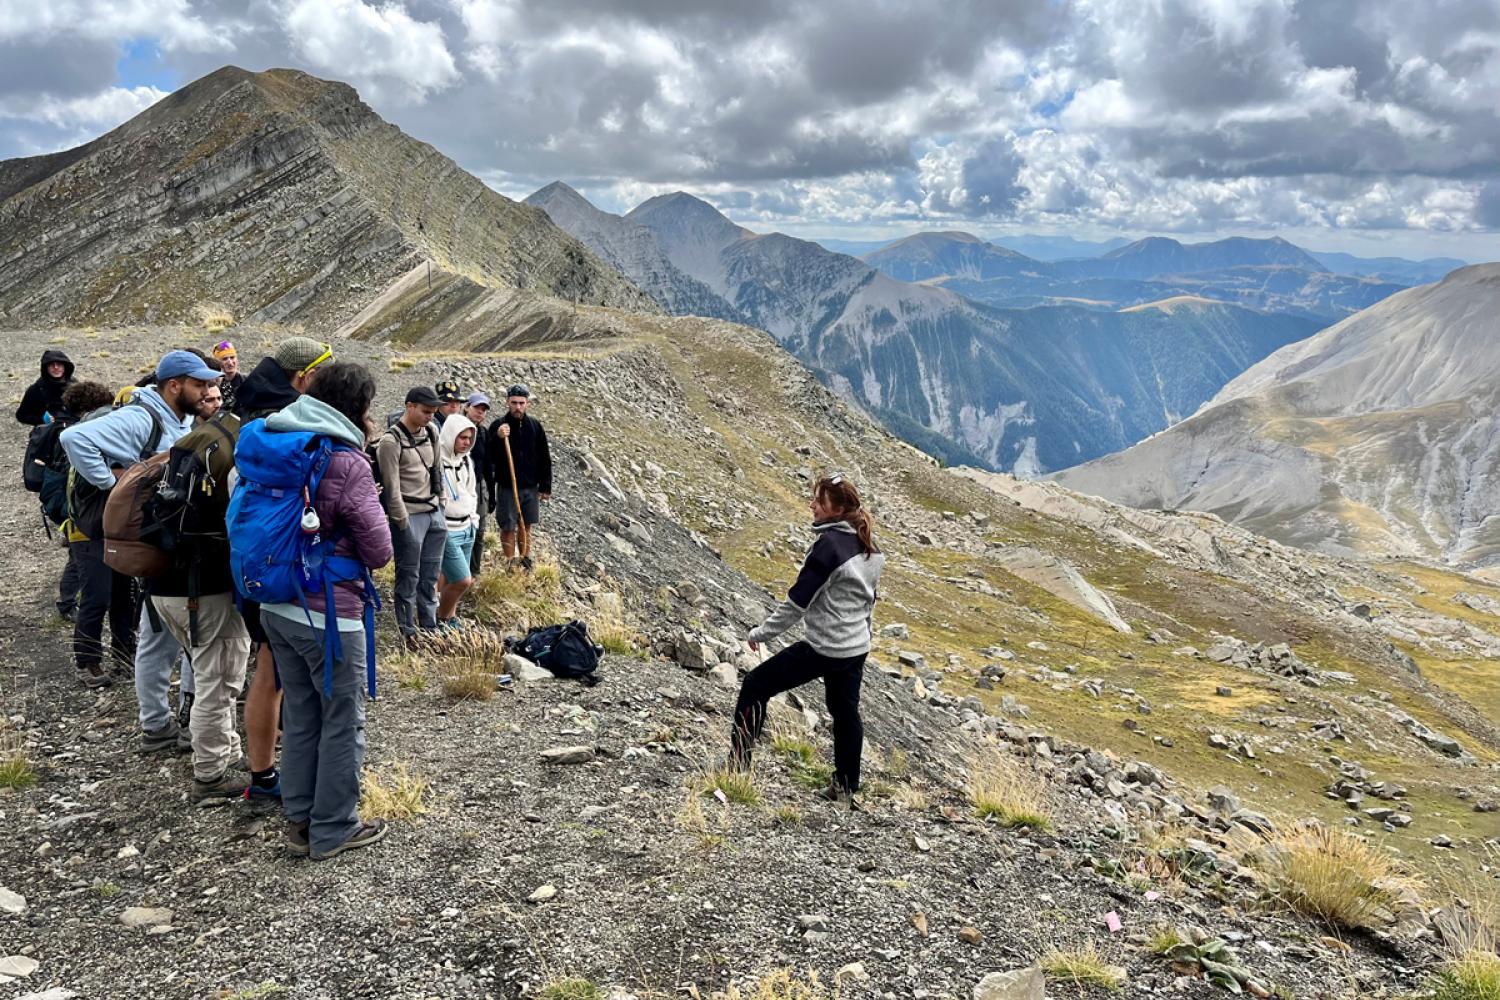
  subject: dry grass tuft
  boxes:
[699,766,761,806]
[1432,952,1500,1000]
[359,762,431,822]
[721,969,834,1000]
[1040,943,1127,991]
[193,302,234,333]
[470,558,565,630]
[384,652,428,692]
[535,979,605,1000]
[1265,823,1424,930]
[965,744,1051,830]
[0,725,35,791]
[432,630,504,701]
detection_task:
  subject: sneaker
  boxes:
[285,819,310,857]
[439,617,466,633]
[312,819,387,861]
[191,770,251,806]
[80,664,113,689]
[140,719,181,754]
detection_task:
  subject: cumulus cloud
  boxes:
[281,0,459,102]
[0,0,1493,248]
[0,84,169,128]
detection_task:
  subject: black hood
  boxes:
[233,356,301,419]
[40,349,74,382]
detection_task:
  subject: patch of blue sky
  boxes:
[116,38,179,91]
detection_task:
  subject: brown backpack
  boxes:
[103,452,172,578]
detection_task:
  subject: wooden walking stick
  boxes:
[501,434,532,571]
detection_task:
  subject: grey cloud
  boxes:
[0,38,119,100]
[1477,180,1500,229]
[958,137,1029,217]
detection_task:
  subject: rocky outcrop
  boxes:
[0,67,651,334]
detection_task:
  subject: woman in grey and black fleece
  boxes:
[731,476,885,798]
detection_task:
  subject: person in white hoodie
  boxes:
[437,413,480,629]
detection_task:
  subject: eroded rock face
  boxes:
[0,67,651,333]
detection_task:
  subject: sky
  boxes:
[1,0,1496,261]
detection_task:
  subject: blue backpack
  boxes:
[227,419,382,699]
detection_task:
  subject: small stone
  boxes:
[959,925,984,944]
[797,914,829,932]
[1208,733,1232,750]
[119,906,172,928]
[1207,785,1240,814]
[912,834,930,853]
[835,962,870,984]
[1431,835,1453,848]
[0,888,25,916]
[1474,800,1497,813]
[504,654,552,683]
[0,956,38,979]
[1388,813,1412,828]
[528,884,557,903]
[973,968,1045,1000]
[708,663,738,689]
[540,746,595,765]
[910,912,929,937]
[116,845,139,860]
[1215,686,1233,697]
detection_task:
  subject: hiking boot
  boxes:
[229,753,251,772]
[285,819,310,857]
[818,783,860,809]
[312,819,387,861]
[191,770,250,806]
[175,725,192,753]
[140,719,181,754]
[79,663,112,689]
[403,633,420,653]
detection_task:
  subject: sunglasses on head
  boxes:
[298,344,333,377]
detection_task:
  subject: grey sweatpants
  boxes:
[135,601,194,732]
[263,613,367,856]
[393,509,446,637]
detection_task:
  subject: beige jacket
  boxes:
[374,421,442,524]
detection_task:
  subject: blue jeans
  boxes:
[135,602,194,732]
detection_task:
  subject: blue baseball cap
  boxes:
[156,350,220,383]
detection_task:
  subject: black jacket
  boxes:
[467,419,494,508]
[486,414,551,496]
[219,372,245,415]
[233,357,300,420]
[16,350,75,426]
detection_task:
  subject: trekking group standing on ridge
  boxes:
[17,336,884,857]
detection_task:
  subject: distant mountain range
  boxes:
[530,184,1321,473]
[817,234,1133,261]
[1054,264,1500,566]
[862,232,1418,321]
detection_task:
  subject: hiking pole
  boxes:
[501,435,533,572]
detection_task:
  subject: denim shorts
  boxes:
[441,523,476,582]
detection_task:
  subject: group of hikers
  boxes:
[16,336,885,859]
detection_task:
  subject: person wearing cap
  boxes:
[59,350,218,689]
[485,383,551,564]
[210,340,244,413]
[434,379,464,427]
[376,386,447,647]
[233,337,332,420]
[462,392,493,574]
[227,336,333,804]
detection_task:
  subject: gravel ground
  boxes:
[0,327,1435,999]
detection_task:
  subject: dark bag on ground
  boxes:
[507,621,602,685]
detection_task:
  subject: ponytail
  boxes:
[815,476,878,558]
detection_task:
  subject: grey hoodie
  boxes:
[750,520,885,658]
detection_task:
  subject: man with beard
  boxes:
[59,351,216,688]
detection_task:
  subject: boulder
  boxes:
[541,746,596,765]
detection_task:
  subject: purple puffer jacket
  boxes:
[305,449,393,620]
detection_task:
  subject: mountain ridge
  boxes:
[0,66,652,334]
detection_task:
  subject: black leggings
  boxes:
[731,641,866,792]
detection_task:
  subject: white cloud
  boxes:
[0,84,168,128]
[280,0,459,102]
[0,0,228,51]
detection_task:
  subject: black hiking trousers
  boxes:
[731,641,866,793]
[71,538,136,670]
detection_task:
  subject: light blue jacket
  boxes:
[59,386,192,488]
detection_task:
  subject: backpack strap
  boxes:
[128,397,167,459]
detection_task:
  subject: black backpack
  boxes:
[23,417,73,492]
[507,621,602,685]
